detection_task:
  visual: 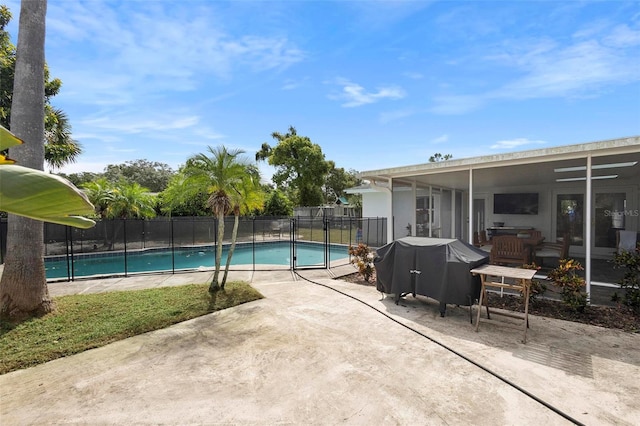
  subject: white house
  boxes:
[347,136,640,293]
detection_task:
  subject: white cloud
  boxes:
[604,24,640,48]
[403,71,424,80]
[431,134,449,144]
[430,21,640,115]
[81,115,199,134]
[45,1,305,106]
[329,78,406,107]
[56,161,111,175]
[379,109,416,124]
[429,95,485,115]
[490,138,547,150]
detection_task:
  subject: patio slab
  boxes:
[1,270,639,425]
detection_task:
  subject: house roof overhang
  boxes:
[357,136,640,191]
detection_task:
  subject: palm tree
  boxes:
[44,107,82,170]
[82,178,115,219]
[82,179,155,249]
[109,181,156,219]
[0,0,50,319]
[183,146,253,292]
[221,165,264,286]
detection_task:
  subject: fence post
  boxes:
[171,218,175,274]
[123,219,128,277]
[69,225,75,281]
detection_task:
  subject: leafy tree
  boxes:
[0,5,80,169]
[59,171,100,187]
[183,146,258,292]
[0,5,14,128]
[256,126,329,207]
[429,153,453,162]
[108,181,156,219]
[82,178,156,249]
[262,189,293,216]
[82,178,115,219]
[324,162,359,204]
[158,172,210,216]
[82,178,156,220]
[102,159,174,193]
[44,107,82,170]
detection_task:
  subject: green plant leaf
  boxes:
[0,125,23,150]
[0,164,96,228]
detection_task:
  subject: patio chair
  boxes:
[535,234,570,267]
[616,230,638,254]
[479,230,490,245]
[490,236,530,266]
[474,231,492,252]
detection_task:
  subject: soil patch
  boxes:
[340,271,640,333]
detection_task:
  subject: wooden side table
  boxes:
[471,264,537,343]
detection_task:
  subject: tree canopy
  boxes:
[82,178,156,219]
[429,153,453,162]
[102,159,174,192]
[256,126,329,207]
[0,4,81,169]
[324,161,359,204]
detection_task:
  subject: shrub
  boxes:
[521,263,547,303]
[547,258,587,312]
[348,243,374,282]
[612,245,640,313]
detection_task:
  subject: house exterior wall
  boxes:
[362,192,389,219]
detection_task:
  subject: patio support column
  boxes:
[411,181,417,236]
[585,155,592,302]
[428,186,433,237]
[451,190,456,238]
[468,167,474,245]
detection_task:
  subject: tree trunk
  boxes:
[209,212,225,293]
[0,0,51,320]
[221,213,240,288]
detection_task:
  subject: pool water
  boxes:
[45,242,350,279]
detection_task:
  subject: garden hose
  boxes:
[294,271,586,426]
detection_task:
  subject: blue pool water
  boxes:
[45,242,350,279]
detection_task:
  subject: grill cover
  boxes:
[374,237,489,306]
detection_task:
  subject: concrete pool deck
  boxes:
[1,266,639,424]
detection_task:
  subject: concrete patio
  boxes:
[1,267,639,425]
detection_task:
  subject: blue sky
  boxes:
[5,0,640,180]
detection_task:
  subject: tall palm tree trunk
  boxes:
[210,212,225,292]
[0,0,51,319]
[221,212,240,287]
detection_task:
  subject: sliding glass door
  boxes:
[556,189,634,257]
[556,193,584,247]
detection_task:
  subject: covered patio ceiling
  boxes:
[358,137,640,191]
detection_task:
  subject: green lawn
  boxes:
[0,282,263,375]
[297,226,358,245]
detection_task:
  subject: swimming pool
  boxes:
[45,241,350,280]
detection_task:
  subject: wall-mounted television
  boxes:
[493,193,539,215]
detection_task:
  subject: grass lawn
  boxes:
[0,282,263,375]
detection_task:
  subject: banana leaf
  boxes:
[0,164,96,228]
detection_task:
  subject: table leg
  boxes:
[475,281,485,332]
[522,278,530,343]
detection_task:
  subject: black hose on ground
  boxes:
[294,271,586,426]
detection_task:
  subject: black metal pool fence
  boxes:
[0,216,387,280]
